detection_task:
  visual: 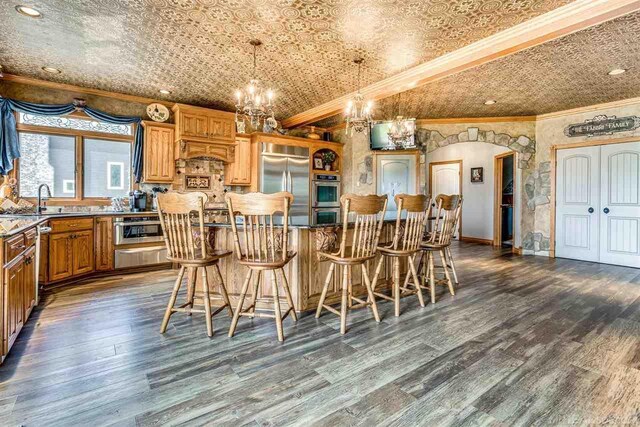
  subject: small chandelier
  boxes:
[234,40,277,131]
[387,93,415,148]
[345,58,373,136]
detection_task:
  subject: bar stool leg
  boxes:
[361,264,380,322]
[370,257,384,293]
[393,258,401,317]
[428,251,436,304]
[316,263,335,318]
[229,269,253,337]
[408,255,425,307]
[279,268,298,322]
[272,269,284,342]
[248,270,261,314]
[446,246,459,285]
[201,267,213,337]
[160,266,185,333]
[186,267,196,316]
[439,250,455,296]
[214,263,233,317]
[340,264,349,334]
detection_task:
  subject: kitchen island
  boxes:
[196,221,406,313]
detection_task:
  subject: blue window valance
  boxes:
[0,97,144,182]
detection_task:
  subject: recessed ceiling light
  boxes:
[159,89,171,95]
[608,68,627,76]
[41,66,61,74]
[15,5,42,18]
[484,100,497,105]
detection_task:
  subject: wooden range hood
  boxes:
[172,103,236,163]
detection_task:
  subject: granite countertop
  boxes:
[0,216,48,238]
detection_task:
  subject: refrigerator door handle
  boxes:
[281,171,287,192]
[288,171,292,193]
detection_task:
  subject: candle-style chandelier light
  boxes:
[234,40,277,131]
[345,58,373,136]
[387,92,415,148]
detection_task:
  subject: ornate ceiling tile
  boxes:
[0,0,573,119]
[314,10,640,126]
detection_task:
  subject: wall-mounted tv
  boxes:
[369,120,416,150]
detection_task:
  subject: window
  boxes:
[84,139,131,197]
[16,112,134,201]
[18,133,76,198]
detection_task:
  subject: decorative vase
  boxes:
[307,126,321,140]
[324,164,331,171]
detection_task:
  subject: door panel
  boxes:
[4,257,24,354]
[287,157,310,225]
[49,233,73,282]
[556,146,600,262]
[23,247,36,319]
[73,230,95,276]
[377,155,417,219]
[261,155,288,194]
[599,142,640,267]
[431,163,460,196]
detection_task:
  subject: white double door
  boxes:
[556,142,640,268]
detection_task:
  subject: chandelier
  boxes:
[234,40,277,131]
[345,58,373,136]
[387,93,415,148]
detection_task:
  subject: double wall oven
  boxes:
[312,173,341,225]
[113,216,167,268]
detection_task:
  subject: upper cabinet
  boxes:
[142,121,175,183]
[172,104,236,162]
[224,136,253,186]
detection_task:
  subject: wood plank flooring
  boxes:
[1,243,640,426]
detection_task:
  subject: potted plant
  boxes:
[321,151,336,171]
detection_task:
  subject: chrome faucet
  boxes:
[37,183,52,214]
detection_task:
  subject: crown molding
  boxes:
[536,96,640,120]
[282,0,640,128]
[0,73,175,108]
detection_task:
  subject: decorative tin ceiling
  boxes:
[0,0,574,119]
[314,10,640,127]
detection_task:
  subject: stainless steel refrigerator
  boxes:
[260,142,310,225]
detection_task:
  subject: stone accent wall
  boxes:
[416,127,535,169]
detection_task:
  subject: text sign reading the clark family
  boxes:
[564,115,640,137]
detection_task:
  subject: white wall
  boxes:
[426,142,520,244]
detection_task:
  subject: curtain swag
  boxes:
[0,97,144,182]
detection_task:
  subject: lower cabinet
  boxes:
[48,220,95,283]
[95,217,114,272]
[3,244,36,357]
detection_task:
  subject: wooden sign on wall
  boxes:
[564,115,640,138]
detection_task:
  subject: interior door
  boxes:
[431,162,460,197]
[599,142,640,267]
[377,155,417,219]
[555,146,600,262]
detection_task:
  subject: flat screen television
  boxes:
[369,120,416,150]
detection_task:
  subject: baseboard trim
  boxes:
[513,246,523,255]
[461,236,493,245]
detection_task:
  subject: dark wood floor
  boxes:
[1,243,639,426]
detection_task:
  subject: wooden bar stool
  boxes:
[226,192,298,342]
[157,192,233,337]
[418,194,463,304]
[370,194,431,316]
[316,194,387,334]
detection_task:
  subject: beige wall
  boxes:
[533,100,640,255]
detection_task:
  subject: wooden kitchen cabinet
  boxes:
[181,112,208,138]
[47,218,95,283]
[173,104,236,163]
[224,136,253,186]
[23,246,36,319]
[48,232,73,282]
[95,217,114,272]
[142,121,175,183]
[72,230,95,276]
[4,256,24,354]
